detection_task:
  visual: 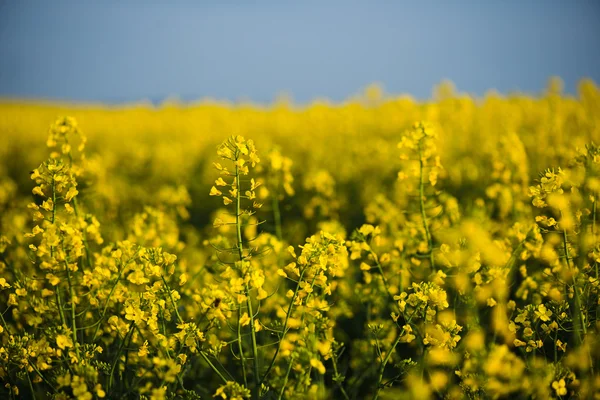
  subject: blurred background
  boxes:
[1,0,599,104]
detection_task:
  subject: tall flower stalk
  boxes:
[210,136,264,399]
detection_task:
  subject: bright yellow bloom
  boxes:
[239,313,250,327]
[56,334,73,350]
[210,186,222,196]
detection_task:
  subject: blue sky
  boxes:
[0,0,599,103]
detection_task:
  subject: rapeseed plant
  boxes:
[1,79,599,399]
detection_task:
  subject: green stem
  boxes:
[593,198,597,236]
[260,269,306,385]
[562,228,586,343]
[272,192,282,241]
[372,313,415,400]
[162,273,232,383]
[245,285,260,398]
[161,274,183,323]
[373,333,402,400]
[418,144,434,270]
[27,371,37,400]
[277,356,294,400]
[238,308,249,388]
[235,160,260,399]
[199,351,229,384]
[108,322,135,392]
[28,360,56,392]
[55,289,66,328]
[554,329,558,363]
[72,197,92,269]
[332,353,351,400]
[51,176,56,224]
[67,146,92,269]
[0,310,10,334]
[369,248,399,310]
[50,176,56,259]
[64,258,80,359]
[92,257,132,340]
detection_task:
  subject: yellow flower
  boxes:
[150,387,167,400]
[56,334,73,350]
[46,273,61,286]
[534,304,552,322]
[310,358,326,374]
[213,381,251,399]
[250,178,261,191]
[358,224,375,236]
[138,341,149,357]
[239,312,250,327]
[552,379,567,396]
[256,288,268,300]
[25,225,44,238]
[111,249,122,259]
[65,186,78,202]
[41,199,54,211]
[56,373,72,387]
[127,269,149,285]
[7,293,18,306]
[32,186,44,197]
[210,186,222,196]
[179,273,189,286]
[94,384,106,398]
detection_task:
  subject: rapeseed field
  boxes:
[0,79,599,399]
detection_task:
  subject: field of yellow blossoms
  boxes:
[0,79,599,399]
